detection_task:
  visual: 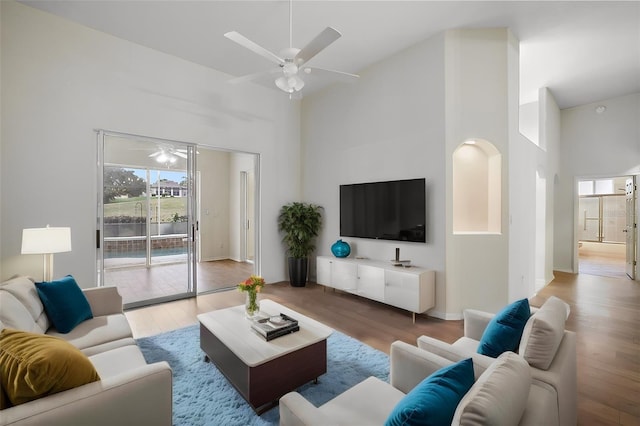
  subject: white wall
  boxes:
[539,88,561,286]
[445,29,511,316]
[0,1,300,285]
[509,86,561,300]
[519,101,539,146]
[302,33,448,316]
[555,92,640,272]
[303,27,555,318]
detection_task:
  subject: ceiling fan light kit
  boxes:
[224,0,358,97]
[149,145,189,166]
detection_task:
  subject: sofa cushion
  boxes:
[0,276,49,333]
[452,352,531,425]
[316,376,404,424]
[477,298,530,358]
[47,313,134,355]
[89,344,149,378]
[35,275,93,333]
[519,296,567,370]
[385,358,474,426]
[0,329,100,407]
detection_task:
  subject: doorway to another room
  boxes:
[577,176,634,279]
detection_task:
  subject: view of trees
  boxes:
[104,167,146,203]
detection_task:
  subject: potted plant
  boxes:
[278,202,323,287]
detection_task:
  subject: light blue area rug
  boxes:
[137,324,389,425]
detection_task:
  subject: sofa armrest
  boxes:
[463,309,494,340]
[82,286,123,317]
[529,330,577,426]
[279,392,337,426]
[1,362,172,426]
[390,341,455,394]
[416,335,493,379]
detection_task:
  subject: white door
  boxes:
[625,178,637,279]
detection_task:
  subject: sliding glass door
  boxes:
[97,131,197,308]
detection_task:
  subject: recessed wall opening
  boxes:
[453,139,502,234]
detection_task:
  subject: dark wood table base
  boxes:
[200,323,327,414]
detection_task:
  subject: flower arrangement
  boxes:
[238,275,265,317]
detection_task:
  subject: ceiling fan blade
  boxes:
[303,66,359,82]
[224,31,284,65]
[174,151,188,159]
[227,68,281,85]
[295,27,341,65]
[149,151,162,158]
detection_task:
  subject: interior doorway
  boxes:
[577,176,631,279]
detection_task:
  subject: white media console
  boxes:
[316,256,435,322]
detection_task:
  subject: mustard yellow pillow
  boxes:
[0,329,100,406]
[0,383,10,410]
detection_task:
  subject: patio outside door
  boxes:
[97,131,197,308]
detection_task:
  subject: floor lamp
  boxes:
[21,225,72,282]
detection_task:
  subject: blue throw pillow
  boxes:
[35,275,93,333]
[385,358,474,426]
[477,298,530,358]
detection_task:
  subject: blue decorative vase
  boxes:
[331,239,351,258]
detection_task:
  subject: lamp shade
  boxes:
[21,226,72,254]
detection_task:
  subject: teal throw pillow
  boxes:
[477,298,530,358]
[384,358,474,426]
[35,275,93,333]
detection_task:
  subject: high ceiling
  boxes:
[20,1,640,109]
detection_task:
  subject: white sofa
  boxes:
[0,276,173,426]
[280,341,559,425]
[417,296,577,426]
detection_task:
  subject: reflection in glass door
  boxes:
[97,131,196,308]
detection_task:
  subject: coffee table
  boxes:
[197,299,333,413]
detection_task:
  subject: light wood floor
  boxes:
[125,272,639,425]
[107,259,254,306]
[579,241,628,279]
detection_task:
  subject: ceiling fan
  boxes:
[224,0,359,96]
[149,145,188,165]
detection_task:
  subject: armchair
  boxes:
[417,296,577,426]
[280,341,559,425]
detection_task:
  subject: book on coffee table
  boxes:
[251,313,299,341]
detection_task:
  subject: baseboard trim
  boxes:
[425,310,463,321]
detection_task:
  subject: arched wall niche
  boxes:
[453,139,502,234]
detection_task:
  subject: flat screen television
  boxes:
[340,178,426,243]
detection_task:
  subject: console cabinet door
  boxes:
[331,260,358,292]
[357,265,385,302]
[316,257,332,286]
[385,270,419,312]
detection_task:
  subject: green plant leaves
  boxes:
[277,202,323,258]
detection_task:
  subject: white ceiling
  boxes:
[20,1,640,109]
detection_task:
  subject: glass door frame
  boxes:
[96,130,197,308]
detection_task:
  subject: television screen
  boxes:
[340,178,426,243]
